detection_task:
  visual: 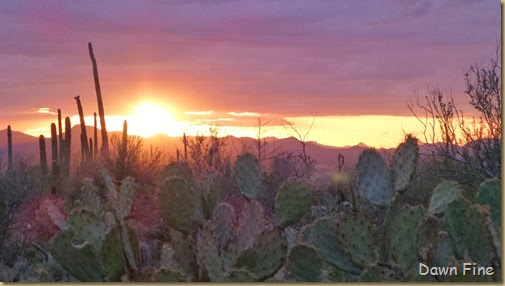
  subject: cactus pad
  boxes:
[391,136,418,192]
[356,149,393,206]
[234,153,262,199]
[275,178,314,228]
[160,160,194,182]
[306,218,362,274]
[51,230,104,281]
[476,179,501,226]
[287,244,323,282]
[428,181,462,215]
[446,197,495,265]
[384,205,424,269]
[335,213,376,267]
[101,227,126,281]
[236,200,265,250]
[159,178,203,234]
[235,227,287,281]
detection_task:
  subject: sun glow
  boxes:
[127,102,179,137]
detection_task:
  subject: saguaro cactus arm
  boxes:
[88,42,109,157]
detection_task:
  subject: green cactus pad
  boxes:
[287,244,323,282]
[152,269,185,282]
[446,197,495,265]
[235,227,287,281]
[160,160,194,182]
[476,179,501,226]
[196,226,225,281]
[391,136,418,192]
[51,230,104,281]
[117,177,135,220]
[237,200,265,250]
[159,178,203,234]
[200,171,226,218]
[275,178,314,228]
[306,218,362,274]
[385,205,424,270]
[170,229,198,280]
[335,213,376,267]
[210,203,235,250]
[356,149,393,206]
[416,216,440,262]
[234,153,262,199]
[428,181,462,215]
[101,227,126,281]
[67,208,107,253]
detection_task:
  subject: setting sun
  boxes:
[127,102,177,137]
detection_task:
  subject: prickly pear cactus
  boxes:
[356,149,393,206]
[476,178,501,226]
[160,160,194,182]
[391,135,418,192]
[51,209,126,281]
[334,212,376,268]
[159,177,204,234]
[287,244,323,282]
[428,181,462,215]
[51,230,104,281]
[275,178,314,228]
[234,227,287,281]
[236,200,265,250]
[302,218,362,274]
[234,153,262,199]
[446,197,495,265]
[383,205,424,271]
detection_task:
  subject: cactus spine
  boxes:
[7,125,12,171]
[88,42,109,157]
[39,135,48,175]
[74,95,91,163]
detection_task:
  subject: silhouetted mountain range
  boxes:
[0,125,448,173]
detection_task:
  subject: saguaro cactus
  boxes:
[117,120,128,179]
[58,109,63,163]
[93,112,98,159]
[183,133,188,160]
[62,117,72,176]
[51,123,58,166]
[7,125,12,171]
[89,138,93,162]
[74,95,91,163]
[39,135,48,175]
[88,42,109,157]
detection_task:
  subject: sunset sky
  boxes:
[0,0,499,148]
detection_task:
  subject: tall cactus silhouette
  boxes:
[183,132,188,160]
[58,109,63,163]
[39,135,48,175]
[93,112,98,160]
[62,117,72,176]
[88,42,109,157]
[74,95,91,163]
[89,138,93,162]
[7,125,12,171]
[51,123,58,167]
[117,120,128,179]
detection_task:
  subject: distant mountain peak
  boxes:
[356,142,368,147]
